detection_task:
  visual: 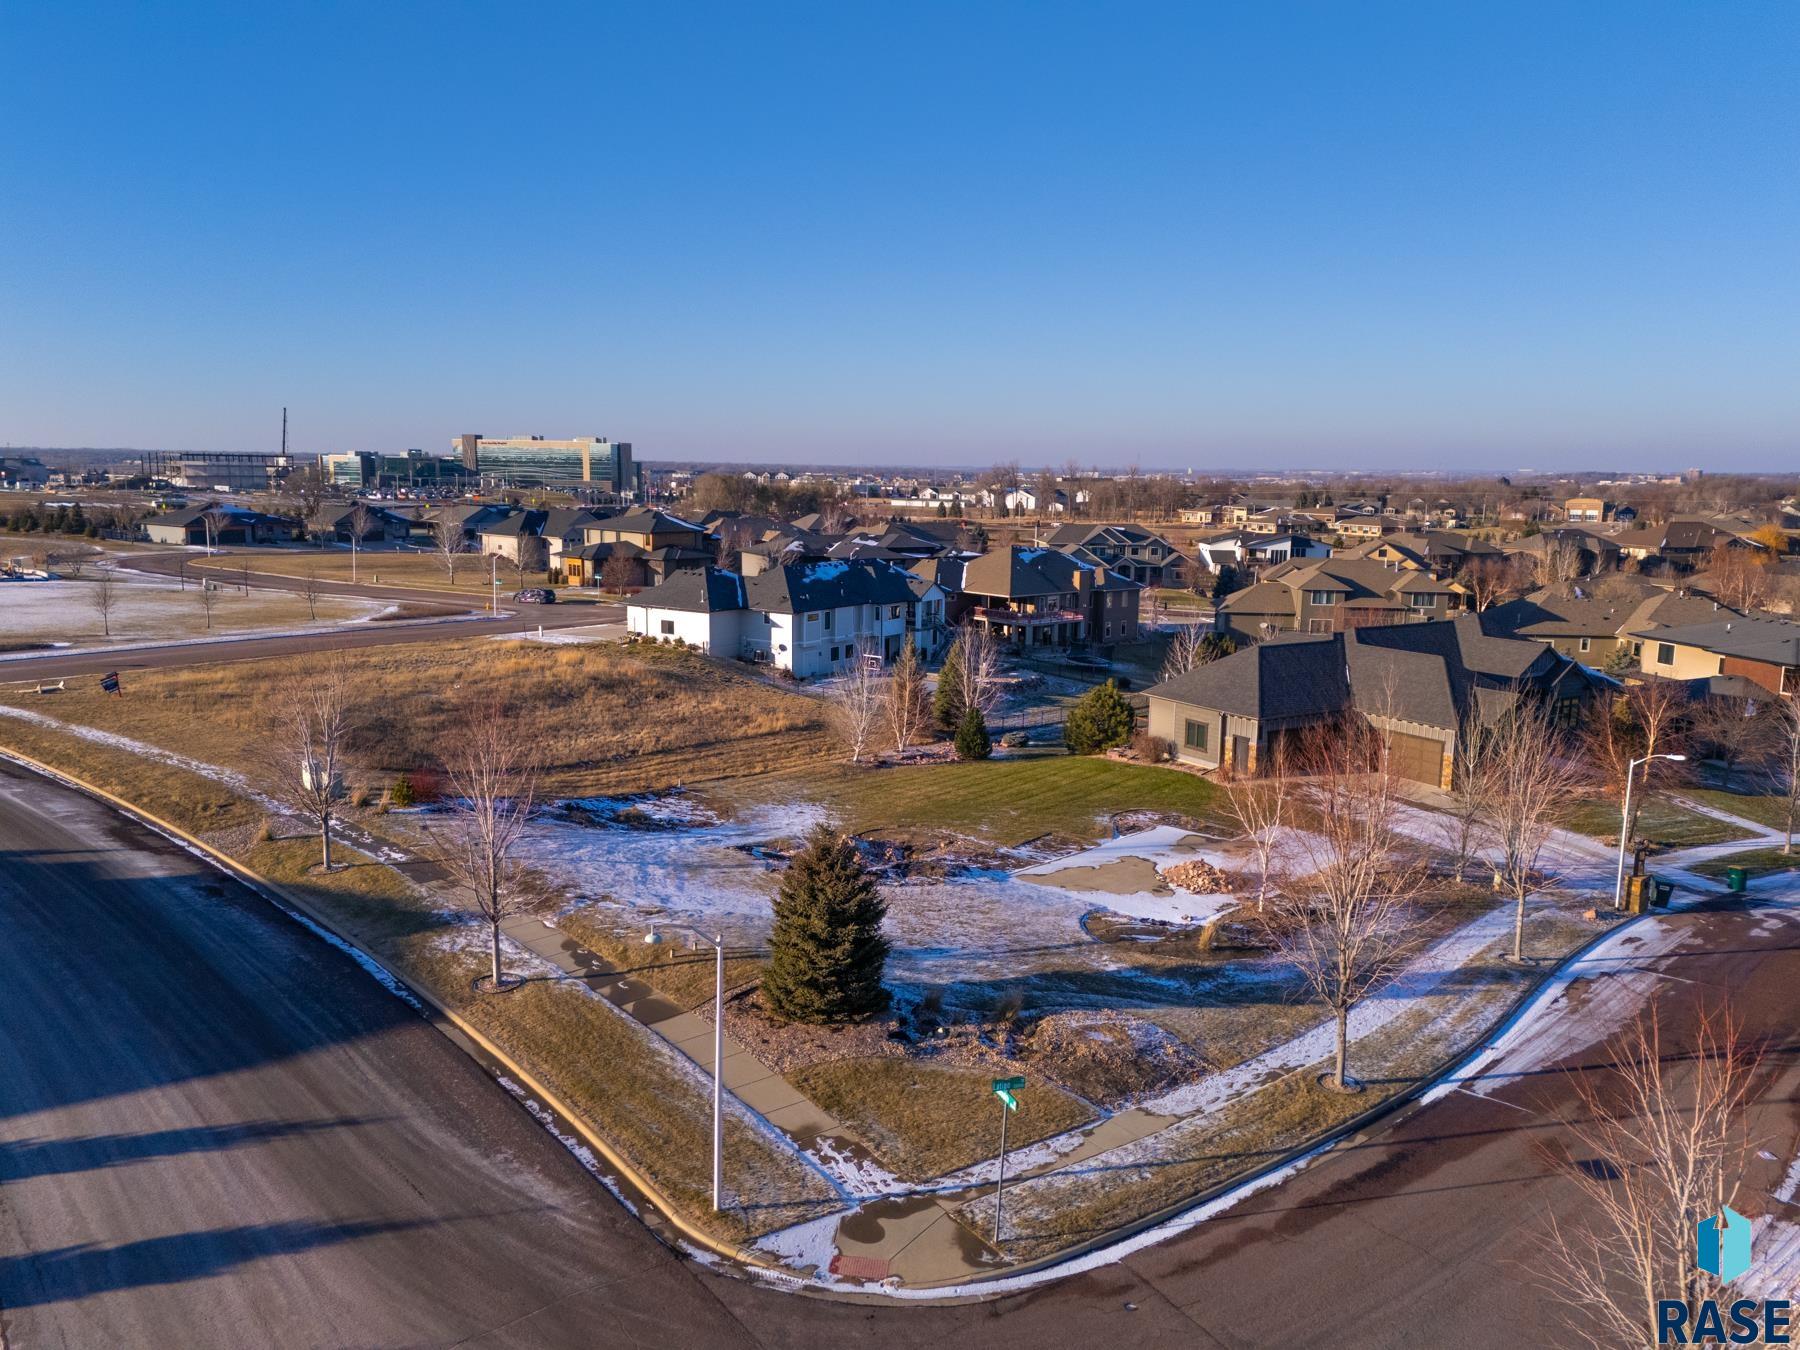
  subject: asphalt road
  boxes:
[3,761,1798,1348]
[0,552,620,685]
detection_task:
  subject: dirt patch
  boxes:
[1022,855,1171,897]
[1014,1011,1209,1104]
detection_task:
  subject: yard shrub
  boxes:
[934,637,966,730]
[763,825,890,1024]
[387,773,416,808]
[1065,680,1135,755]
[954,706,991,760]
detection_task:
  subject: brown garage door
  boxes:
[1387,731,1444,786]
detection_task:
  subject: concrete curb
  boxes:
[0,737,1746,1305]
[0,745,776,1280]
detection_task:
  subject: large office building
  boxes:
[454,434,638,492]
[141,449,293,492]
[322,449,472,491]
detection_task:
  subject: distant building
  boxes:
[141,450,293,493]
[0,455,49,489]
[454,434,638,492]
[322,449,472,491]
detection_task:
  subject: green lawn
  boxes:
[796,755,1227,846]
[1689,847,1800,881]
[1563,796,1756,848]
[1683,789,1796,835]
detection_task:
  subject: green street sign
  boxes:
[992,1075,1025,1091]
[994,1088,1018,1112]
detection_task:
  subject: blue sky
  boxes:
[2,2,1795,469]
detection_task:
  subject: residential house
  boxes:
[1332,515,1404,542]
[1045,523,1191,586]
[1190,531,1252,572]
[1244,534,1330,566]
[1610,517,1768,572]
[1216,557,1467,642]
[957,546,1142,647]
[563,508,714,588]
[1485,583,1737,668]
[1145,614,1603,786]
[1564,497,1614,523]
[625,559,944,676]
[307,504,412,544]
[1630,613,1800,695]
[143,504,300,547]
[1336,531,1503,574]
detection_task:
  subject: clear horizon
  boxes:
[2,2,1795,470]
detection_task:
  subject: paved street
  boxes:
[0,551,619,685]
[3,760,1798,1347]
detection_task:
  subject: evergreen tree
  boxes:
[934,636,966,731]
[1065,679,1135,755]
[954,705,991,760]
[763,825,889,1024]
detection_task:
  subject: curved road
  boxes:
[3,761,1798,1347]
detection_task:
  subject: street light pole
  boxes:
[1613,752,1687,908]
[645,924,726,1211]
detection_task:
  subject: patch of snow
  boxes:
[751,1212,841,1275]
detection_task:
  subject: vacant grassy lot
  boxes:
[199,547,540,595]
[1563,795,1756,848]
[3,575,377,644]
[790,1058,1095,1180]
[0,637,833,797]
[788,755,1228,846]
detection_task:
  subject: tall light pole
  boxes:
[1614,752,1687,908]
[645,924,726,1210]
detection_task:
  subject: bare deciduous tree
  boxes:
[1768,695,1800,854]
[432,516,467,583]
[1533,537,1587,593]
[1457,556,1523,612]
[1704,540,1773,612]
[1260,722,1429,1091]
[1690,693,1776,788]
[436,710,541,992]
[89,565,119,637]
[300,566,323,621]
[827,647,885,765]
[197,578,220,629]
[266,658,356,871]
[1225,739,1289,913]
[1584,678,1689,848]
[949,625,1004,721]
[348,502,373,582]
[1539,1005,1767,1347]
[201,505,230,557]
[1443,715,1499,882]
[600,552,636,597]
[884,640,929,754]
[1484,706,1585,962]
[1160,624,1201,681]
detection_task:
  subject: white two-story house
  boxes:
[627,560,946,676]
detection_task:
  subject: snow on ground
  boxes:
[0,575,382,648]
[1139,901,1514,1118]
[529,805,1245,985]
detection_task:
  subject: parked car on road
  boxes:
[512,588,557,604]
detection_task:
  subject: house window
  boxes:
[1308,619,1332,634]
[1409,594,1435,610]
[659,619,674,635]
[1578,637,1591,653]
[830,646,839,661]
[823,611,833,631]
[806,612,819,625]
[1183,719,1209,752]
[1308,590,1337,606]
[1719,658,1726,674]
[1554,698,1580,729]
[889,605,902,618]
[1656,642,1675,666]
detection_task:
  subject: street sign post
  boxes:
[991,1075,1026,1245]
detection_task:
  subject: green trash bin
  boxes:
[1654,879,1676,906]
[1726,866,1748,894]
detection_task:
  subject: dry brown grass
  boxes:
[556,907,771,1010]
[791,1057,1095,1181]
[1,637,833,797]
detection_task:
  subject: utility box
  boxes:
[1624,875,1651,915]
[1653,878,1675,907]
[1726,866,1748,894]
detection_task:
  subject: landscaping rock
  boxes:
[1159,858,1239,894]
